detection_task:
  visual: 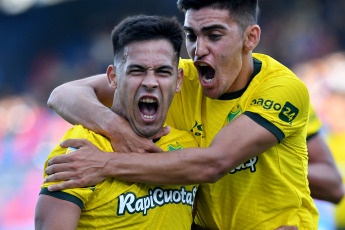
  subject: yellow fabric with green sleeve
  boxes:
[40,125,198,230]
[166,53,318,229]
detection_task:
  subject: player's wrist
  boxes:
[98,109,127,140]
[102,152,121,178]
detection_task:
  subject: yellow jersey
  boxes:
[166,54,318,229]
[307,104,322,139]
[40,125,199,230]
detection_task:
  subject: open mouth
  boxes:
[138,97,158,120]
[198,63,215,84]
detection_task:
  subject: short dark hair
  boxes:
[177,0,258,32]
[111,15,183,63]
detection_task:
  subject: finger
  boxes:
[45,164,75,179]
[150,126,171,140]
[60,138,89,148]
[47,154,72,167]
[47,180,81,192]
[111,142,130,153]
[147,143,164,153]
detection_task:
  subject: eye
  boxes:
[209,33,222,41]
[129,69,145,76]
[157,69,173,77]
[185,32,197,42]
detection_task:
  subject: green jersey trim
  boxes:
[243,111,285,142]
[218,57,262,100]
[306,131,318,141]
[40,187,84,210]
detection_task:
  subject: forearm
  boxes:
[104,147,227,185]
[104,115,278,185]
[308,163,345,204]
[47,76,118,137]
[307,134,345,204]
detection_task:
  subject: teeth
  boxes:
[143,115,154,119]
[199,63,209,67]
[203,76,213,83]
[140,98,156,103]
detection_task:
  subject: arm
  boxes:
[307,133,345,204]
[45,114,278,189]
[48,74,165,153]
[35,194,81,230]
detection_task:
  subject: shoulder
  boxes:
[156,127,199,151]
[251,53,309,97]
[178,58,198,81]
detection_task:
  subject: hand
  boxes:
[274,226,298,230]
[44,139,110,191]
[105,116,168,153]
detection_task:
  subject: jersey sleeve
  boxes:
[40,125,103,209]
[307,104,322,140]
[244,76,310,142]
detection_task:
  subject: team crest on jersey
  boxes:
[230,156,258,174]
[227,105,242,123]
[117,186,198,216]
[168,142,183,151]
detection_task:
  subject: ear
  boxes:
[106,65,117,90]
[243,25,261,52]
[175,68,184,93]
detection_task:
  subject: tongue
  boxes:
[140,103,156,116]
[202,66,215,79]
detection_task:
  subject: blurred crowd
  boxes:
[293,52,345,229]
[0,0,345,229]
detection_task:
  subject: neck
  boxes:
[229,51,254,92]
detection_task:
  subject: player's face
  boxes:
[108,39,182,138]
[184,7,246,99]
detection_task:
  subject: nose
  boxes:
[142,70,158,90]
[195,37,208,60]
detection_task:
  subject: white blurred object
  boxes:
[0,0,35,14]
[0,0,76,15]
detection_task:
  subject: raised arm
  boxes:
[45,114,278,190]
[307,133,345,204]
[48,74,114,133]
[35,194,81,230]
[48,74,165,153]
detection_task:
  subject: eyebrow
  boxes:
[127,64,174,71]
[157,65,174,71]
[127,64,145,70]
[184,24,227,33]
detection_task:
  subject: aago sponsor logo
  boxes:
[251,98,299,124]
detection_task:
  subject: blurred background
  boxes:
[0,0,344,229]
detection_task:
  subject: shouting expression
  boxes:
[108,39,183,138]
[184,7,250,99]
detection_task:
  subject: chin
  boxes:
[202,88,221,99]
[137,128,160,138]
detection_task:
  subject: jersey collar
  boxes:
[218,57,262,100]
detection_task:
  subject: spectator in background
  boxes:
[306,105,344,204]
[294,52,345,229]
